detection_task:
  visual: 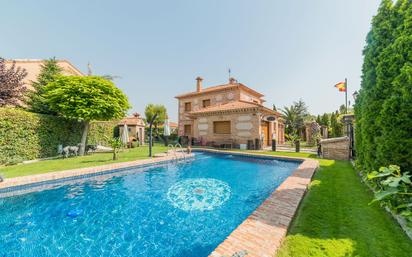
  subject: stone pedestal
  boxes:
[320,137,350,160]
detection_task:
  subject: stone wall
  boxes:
[193,112,261,145]
[177,87,263,136]
[178,88,240,135]
[320,136,350,160]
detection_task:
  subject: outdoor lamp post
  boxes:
[352,91,359,101]
[148,113,158,157]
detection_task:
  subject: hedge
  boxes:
[88,121,119,146]
[0,108,118,164]
[355,0,412,173]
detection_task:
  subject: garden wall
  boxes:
[0,108,118,164]
[320,136,350,160]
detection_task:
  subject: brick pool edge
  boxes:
[202,149,319,257]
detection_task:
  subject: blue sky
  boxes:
[1,0,380,121]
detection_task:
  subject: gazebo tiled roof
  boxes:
[118,113,145,127]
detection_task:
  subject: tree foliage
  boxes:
[330,111,343,138]
[0,58,27,106]
[27,58,62,114]
[44,76,130,155]
[281,99,309,136]
[355,0,412,172]
[144,103,167,132]
[321,113,330,127]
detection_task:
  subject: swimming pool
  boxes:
[0,152,301,257]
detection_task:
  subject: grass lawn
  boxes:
[0,145,168,179]
[245,150,412,257]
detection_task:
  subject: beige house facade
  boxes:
[5,59,84,92]
[175,77,285,149]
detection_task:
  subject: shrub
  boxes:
[0,108,118,164]
[367,165,412,225]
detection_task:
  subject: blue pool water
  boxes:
[0,152,300,257]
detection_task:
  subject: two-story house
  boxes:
[175,77,285,149]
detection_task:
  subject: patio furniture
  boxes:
[219,139,234,149]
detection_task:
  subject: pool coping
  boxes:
[0,153,193,193]
[198,149,319,257]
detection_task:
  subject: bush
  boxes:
[0,108,118,164]
[367,165,412,225]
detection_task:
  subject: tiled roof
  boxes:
[169,122,178,128]
[175,83,264,98]
[188,100,279,116]
[118,117,145,126]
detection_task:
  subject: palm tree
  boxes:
[281,99,309,137]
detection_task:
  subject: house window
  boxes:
[213,121,231,134]
[184,124,192,136]
[202,99,211,108]
[184,102,192,112]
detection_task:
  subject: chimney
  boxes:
[196,76,203,92]
[229,77,237,84]
[133,112,140,118]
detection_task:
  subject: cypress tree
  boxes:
[375,1,412,170]
[330,112,337,137]
[321,113,329,127]
[355,0,395,171]
[316,115,321,125]
[356,0,412,172]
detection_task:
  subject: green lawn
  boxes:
[245,151,412,257]
[0,145,168,178]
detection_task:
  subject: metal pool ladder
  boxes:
[167,144,187,163]
[167,144,177,162]
[174,143,186,162]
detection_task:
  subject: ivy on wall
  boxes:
[0,108,118,164]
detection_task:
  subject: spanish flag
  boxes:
[334,81,346,92]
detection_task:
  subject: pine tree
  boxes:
[27,58,63,114]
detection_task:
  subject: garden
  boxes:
[0,0,411,256]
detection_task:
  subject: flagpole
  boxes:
[345,78,348,114]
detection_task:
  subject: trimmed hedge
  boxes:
[355,1,412,172]
[88,121,119,146]
[0,108,118,164]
